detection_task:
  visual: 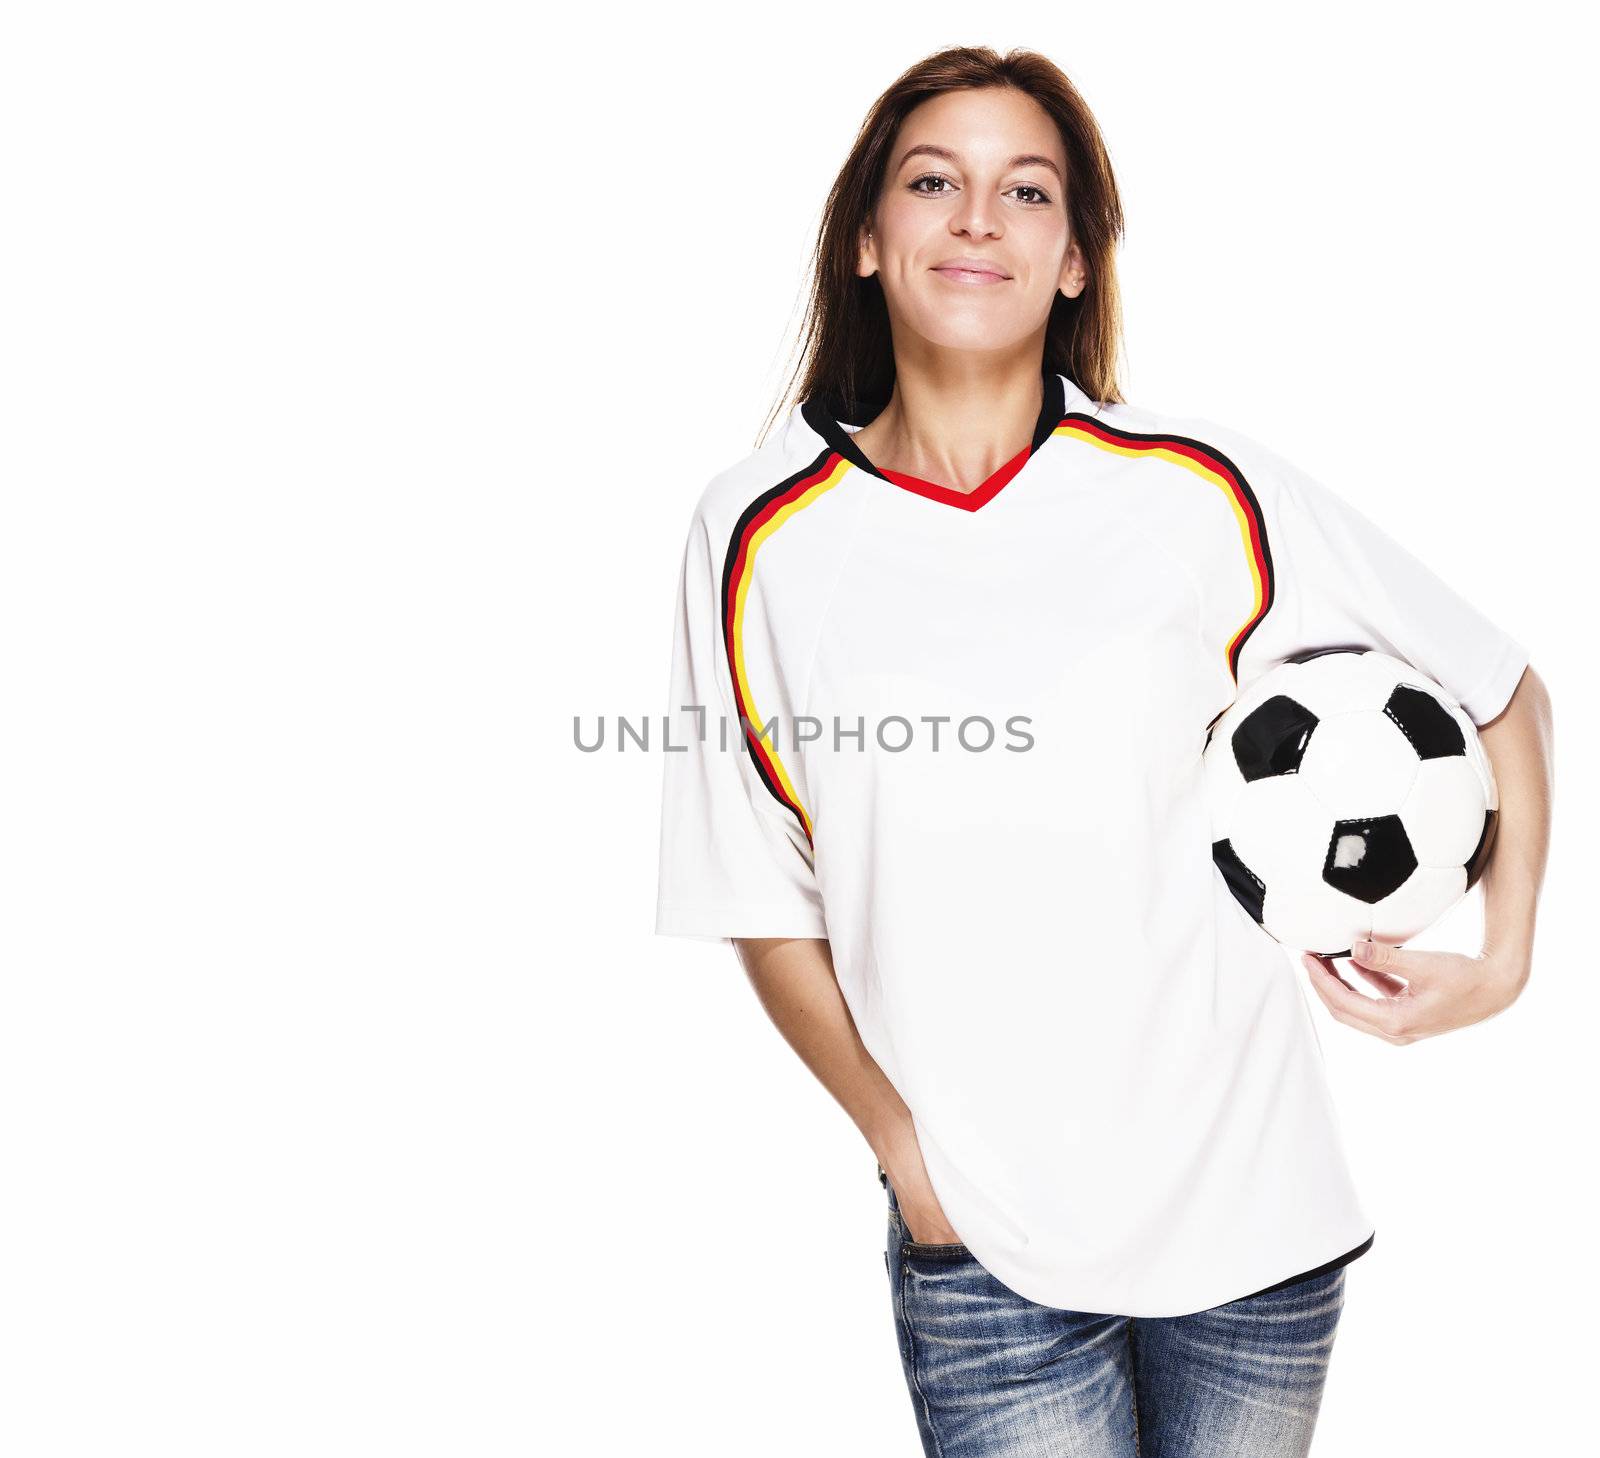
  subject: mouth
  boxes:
[931,265,1011,285]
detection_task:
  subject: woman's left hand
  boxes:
[1301,940,1529,1045]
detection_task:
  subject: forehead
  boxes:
[892,88,1064,170]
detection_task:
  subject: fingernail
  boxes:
[1355,939,1374,959]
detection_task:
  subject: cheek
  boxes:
[1017,221,1074,282]
[871,191,930,248]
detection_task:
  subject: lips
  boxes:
[932,261,1011,282]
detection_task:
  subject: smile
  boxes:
[931,267,1010,285]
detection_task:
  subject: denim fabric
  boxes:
[882,1170,1346,1456]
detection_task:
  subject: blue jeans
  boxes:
[883,1172,1346,1457]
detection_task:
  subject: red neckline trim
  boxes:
[799,371,1067,513]
[877,440,1035,512]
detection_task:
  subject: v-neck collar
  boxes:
[801,369,1067,513]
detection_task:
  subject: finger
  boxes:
[1301,951,1408,1040]
[1345,960,1409,998]
[1301,950,1371,1012]
[1348,938,1429,993]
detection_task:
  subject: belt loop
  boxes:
[876,1159,887,1187]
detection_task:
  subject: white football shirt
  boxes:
[653,369,1529,1318]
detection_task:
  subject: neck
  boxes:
[852,356,1047,494]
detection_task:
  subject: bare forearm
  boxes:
[1477,665,1553,983]
[731,935,911,1164]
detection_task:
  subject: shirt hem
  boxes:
[1457,639,1530,727]
[1231,1229,1376,1301]
[654,903,830,942]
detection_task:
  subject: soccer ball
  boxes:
[1203,647,1500,957]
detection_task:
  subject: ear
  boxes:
[1058,237,1088,298]
[858,220,878,279]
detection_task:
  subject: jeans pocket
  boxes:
[884,1166,973,1260]
[901,1238,974,1262]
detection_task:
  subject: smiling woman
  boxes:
[652,42,1549,1458]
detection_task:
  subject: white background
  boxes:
[2,2,1592,1453]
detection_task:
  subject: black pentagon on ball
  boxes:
[1322,815,1417,904]
[1231,695,1318,782]
[1384,683,1467,759]
[1212,838,1266,924]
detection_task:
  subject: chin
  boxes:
[909,319,1037,354]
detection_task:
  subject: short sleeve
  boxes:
[653,503,830,944]
[1227,436,1530,729]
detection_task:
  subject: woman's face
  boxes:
[859,87,1087,356]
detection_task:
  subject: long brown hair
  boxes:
[760,46,1127,446]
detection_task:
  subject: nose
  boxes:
[950,195,1001,240]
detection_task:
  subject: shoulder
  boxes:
[1093,398,1269,460]
[684,406,829,540]
[1089,398,1305,503]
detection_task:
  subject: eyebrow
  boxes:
[894,144,1063,183]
